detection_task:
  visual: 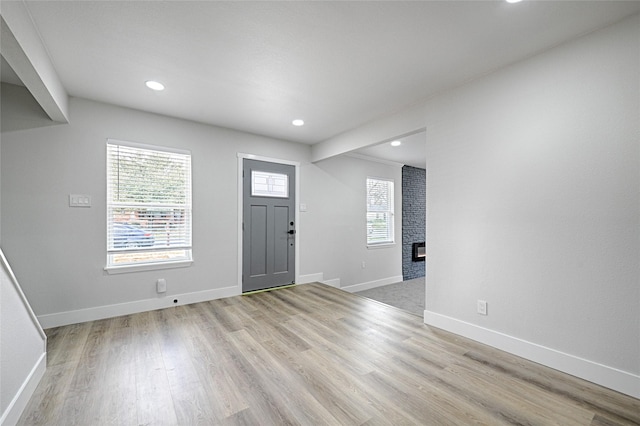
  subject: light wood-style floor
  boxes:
[19,283,639,425]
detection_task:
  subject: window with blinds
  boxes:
[366,177,394,246]
[106,140,192,268]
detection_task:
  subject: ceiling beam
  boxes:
[0,1,68,123]
[311,102,426,163]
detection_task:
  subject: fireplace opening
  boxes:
[412,242,425,262]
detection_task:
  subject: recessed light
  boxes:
[390,140,402,147]
[145,80,165,91]
[292,119,305,126]
[506,0,523,3]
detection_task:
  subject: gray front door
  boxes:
[242,159,296,292]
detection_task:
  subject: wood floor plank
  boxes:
[260,336,377,424]
[295,346,415,424]
[131,311,179,426]
[226,328,340,425]
[446,360,595,425]
[243,312,311,352]
[44,322,92,367]
[95,315,138,425]
[178,316,250,419]
[16,362,77,426]
[282,313,378,376]
[57,317,137,425]
[269,286,330,314]
[152,308,220,425]
[463,349,640,425]
[18,283,640,426]
[376,355,512,425]
[217,408,262,425]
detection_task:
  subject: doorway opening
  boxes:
[349,130,427,315]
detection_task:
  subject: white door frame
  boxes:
[237,153,300,292]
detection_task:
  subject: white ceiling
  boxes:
[353,131,427,169]
[3,1,640,165]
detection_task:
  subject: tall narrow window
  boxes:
[106,140,192,268]
[366,177,394,246]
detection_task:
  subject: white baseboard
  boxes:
[423,310,640,399]
[38,286,241,329]
[298,273,324,284]
[1,352,46,426]
[321,278,341,288]
[341,275,403,293]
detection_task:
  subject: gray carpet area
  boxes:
[354,277,425,316]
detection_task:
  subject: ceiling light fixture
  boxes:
[292,119,305,126]
[390,140,402,147]
[506,0,523,3]
[145,80,165,91]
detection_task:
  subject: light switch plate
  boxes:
[69,194,92,207]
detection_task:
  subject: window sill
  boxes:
[105,260,193,275]
[367,242,396,250]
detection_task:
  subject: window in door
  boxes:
[251,170,289,198]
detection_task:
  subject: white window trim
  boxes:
[366,176,395,247]
[105,139,193,273]
[367,241,396,249]
[108,138,191,156]
[104,259,193,274]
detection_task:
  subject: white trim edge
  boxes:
[0,352,46,426]
[345,152,404,168]
[1,249,46,340]
[423,310,640,399]
[38,285,240,329]
[298,273,324,284]
[321,278,341,288]
[340,275,403,293]
[104,260,193,274]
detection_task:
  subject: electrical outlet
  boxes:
[157,279,167,293]
[361,261,366,269]
[477,300,488,315]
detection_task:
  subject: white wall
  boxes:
[0,83,57,133]
[423,15,639,396]
[0,92,401,327]
[300,155,403,290]
[0,95,303,323]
